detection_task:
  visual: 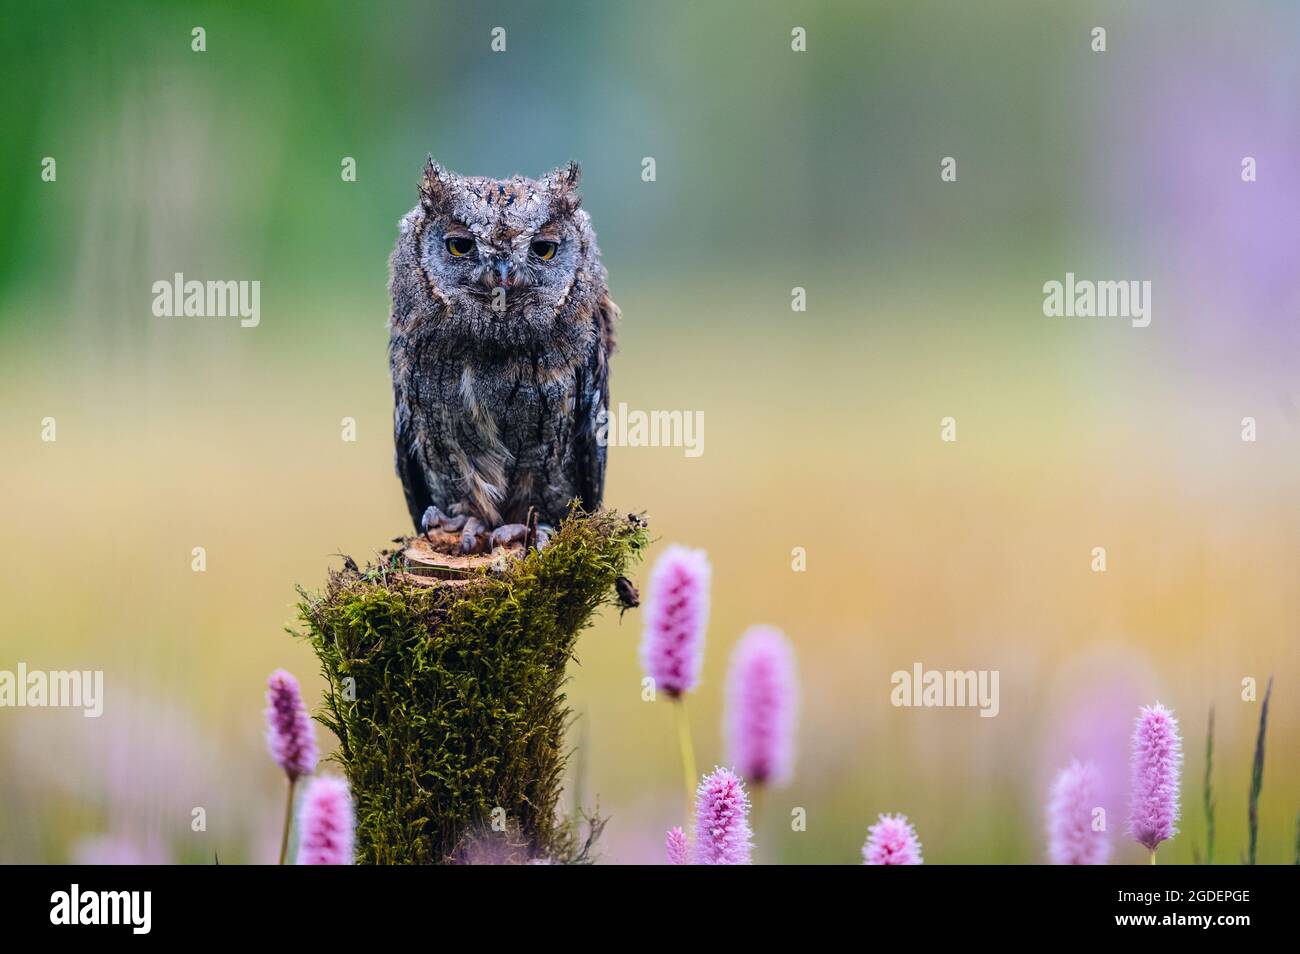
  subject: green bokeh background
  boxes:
[1,1,1296,863]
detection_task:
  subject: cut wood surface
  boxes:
[398,533,525,584]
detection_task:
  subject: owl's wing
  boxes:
[393,389,435,530]
[571,294,618,513]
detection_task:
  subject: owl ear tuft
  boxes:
[419,157,452,210]
[542,161,582,212]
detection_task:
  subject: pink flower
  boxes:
[296,776,354,865]
[265,669,318,781]
[694,767,752,865]
[724,626,798,787]
[640,545,710,697]
[862,813,923,865]
[1046,760,1110,864]
[665,826,689,865]
[1039,647,1157,845]
[1129,703,1182,853]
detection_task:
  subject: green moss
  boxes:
[295,509,646,864]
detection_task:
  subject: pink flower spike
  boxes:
[862,813,923,865]
[1047,760,1111,864]
[724,625,798,788]
[1128,702,1182,853]
[265,669,318,780]
[694,767,752,865]
[665,826,689,865]
[640,545,710,697]
[296,776,355,865]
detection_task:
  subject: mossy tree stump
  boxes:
[296,509,646,864]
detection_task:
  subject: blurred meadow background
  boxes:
[1,0,1297,863]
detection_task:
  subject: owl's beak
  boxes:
[493,259,513,289]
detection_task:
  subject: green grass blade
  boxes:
[1247,676,1273,865]
[1203,705,1215,865]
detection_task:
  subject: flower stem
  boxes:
[673,697,697,829]
[1149,849,1157,865]
[279,777,297,865]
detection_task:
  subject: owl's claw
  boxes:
[424,510,554,556]
[460,517,488,554]
[482,522,554,553]
[489,524,529,550]
[421,506,468,535]
[420,506,444,535]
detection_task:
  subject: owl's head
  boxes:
[391,158,607,366]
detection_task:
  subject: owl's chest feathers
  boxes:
[414,357,579,524]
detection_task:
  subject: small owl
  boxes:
[388,158,618,553]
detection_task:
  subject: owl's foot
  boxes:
[460,517,488,554]
[420,507,553,555]
[418,506,473,553]
[488,523,529,550]
[461,521,554,555]
[421,506,468,536]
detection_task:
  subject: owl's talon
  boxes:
[421,507,469,550]
[489,524,530,550]
[420,506,447,535]
[460,517,488,554]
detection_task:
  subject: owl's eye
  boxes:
[530,240,558,261]
[445,237,475,258]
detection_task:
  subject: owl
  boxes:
[388,158,618,554]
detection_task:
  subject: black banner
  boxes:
[0,863,1287,939]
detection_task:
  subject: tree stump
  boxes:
[295,509,647,864]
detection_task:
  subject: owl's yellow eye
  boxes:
[530,240,558,261]
[445,236,475,258]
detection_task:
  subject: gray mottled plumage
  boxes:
[388,159,617,548]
